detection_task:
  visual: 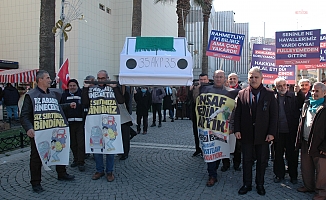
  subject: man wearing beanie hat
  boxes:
[60,79,86,172]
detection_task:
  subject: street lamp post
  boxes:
[59,0,65,89]
[53,0,84,89]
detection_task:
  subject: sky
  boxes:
[212,0,325,38]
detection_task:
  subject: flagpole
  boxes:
[59,0,65,90]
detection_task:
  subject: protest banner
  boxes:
[195,93,236,162]
[275,29,321,65]
[206,30,245,61]
[34,91,70,170]
[250,44,277,84]
[278,65,296,84]
[85,85,124,154]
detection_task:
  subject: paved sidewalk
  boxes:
[0,115,313,200]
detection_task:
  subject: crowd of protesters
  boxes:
[16,68,326,200]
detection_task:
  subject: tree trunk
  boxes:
[39,0,56,79]
[200,0,212,74]
[176,0,190,37]
[132,0,142,37]
[201,15,209,74]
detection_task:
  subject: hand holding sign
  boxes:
[27,129,35,138]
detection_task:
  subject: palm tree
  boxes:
[193,0,212,74]
[132,0,142,37]
[39,0,56,79]
[154,0,191,37]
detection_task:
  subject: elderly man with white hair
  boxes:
[298,79,311,100]
[272,78,304,185]
[295,82,326,200]
[228,73,241,89]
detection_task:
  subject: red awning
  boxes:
[0,69,38,83]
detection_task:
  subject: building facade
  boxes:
[0,0,178,84]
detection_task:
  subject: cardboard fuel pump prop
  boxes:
[119,37,193,86]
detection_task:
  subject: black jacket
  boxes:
[134,88,152,116]
[60,88,84,123]
[275,91,304,140]
[234,86,278,145]
[2,85,20,106]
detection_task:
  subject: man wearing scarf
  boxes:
[295,82,326,200]
[218,73,242,172]
[228,73,241,90]
[234,67,278,196]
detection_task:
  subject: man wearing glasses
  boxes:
[83,70,131,182]
[198,70,239,187]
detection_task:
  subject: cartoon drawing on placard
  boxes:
[51,129,67,162]
[38,141,51,164]
[90,126,105,152]
[102,116,118,152]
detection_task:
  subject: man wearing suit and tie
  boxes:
[234,67,278,196]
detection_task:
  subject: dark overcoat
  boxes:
[234,86,278,145]
[274,91,304,141]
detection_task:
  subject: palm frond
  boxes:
[154,0,175,4]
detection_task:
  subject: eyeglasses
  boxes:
[97,77,107,80]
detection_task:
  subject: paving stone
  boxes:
[0,112,314,199]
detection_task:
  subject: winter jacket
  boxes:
[2,85,20,106]
[295,97,326,158]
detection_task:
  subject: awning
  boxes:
[0,69,38,83]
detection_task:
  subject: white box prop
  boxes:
[119,37,193,86]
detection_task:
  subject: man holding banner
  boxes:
[83,70,132,182]
[235,67,278,196]
[20,70,75,193]
[195,70,239,187]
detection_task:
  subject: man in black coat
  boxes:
[234,67,278,196]
[272,78,304,184]
[60,79,85,172]
[134,87,152,134]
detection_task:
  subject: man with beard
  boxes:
[272,78,304,184]
[235,67,278,196]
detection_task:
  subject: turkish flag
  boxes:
[57,58,70,90]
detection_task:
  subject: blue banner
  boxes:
[275,29,321,65]
[206,30,245,61]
